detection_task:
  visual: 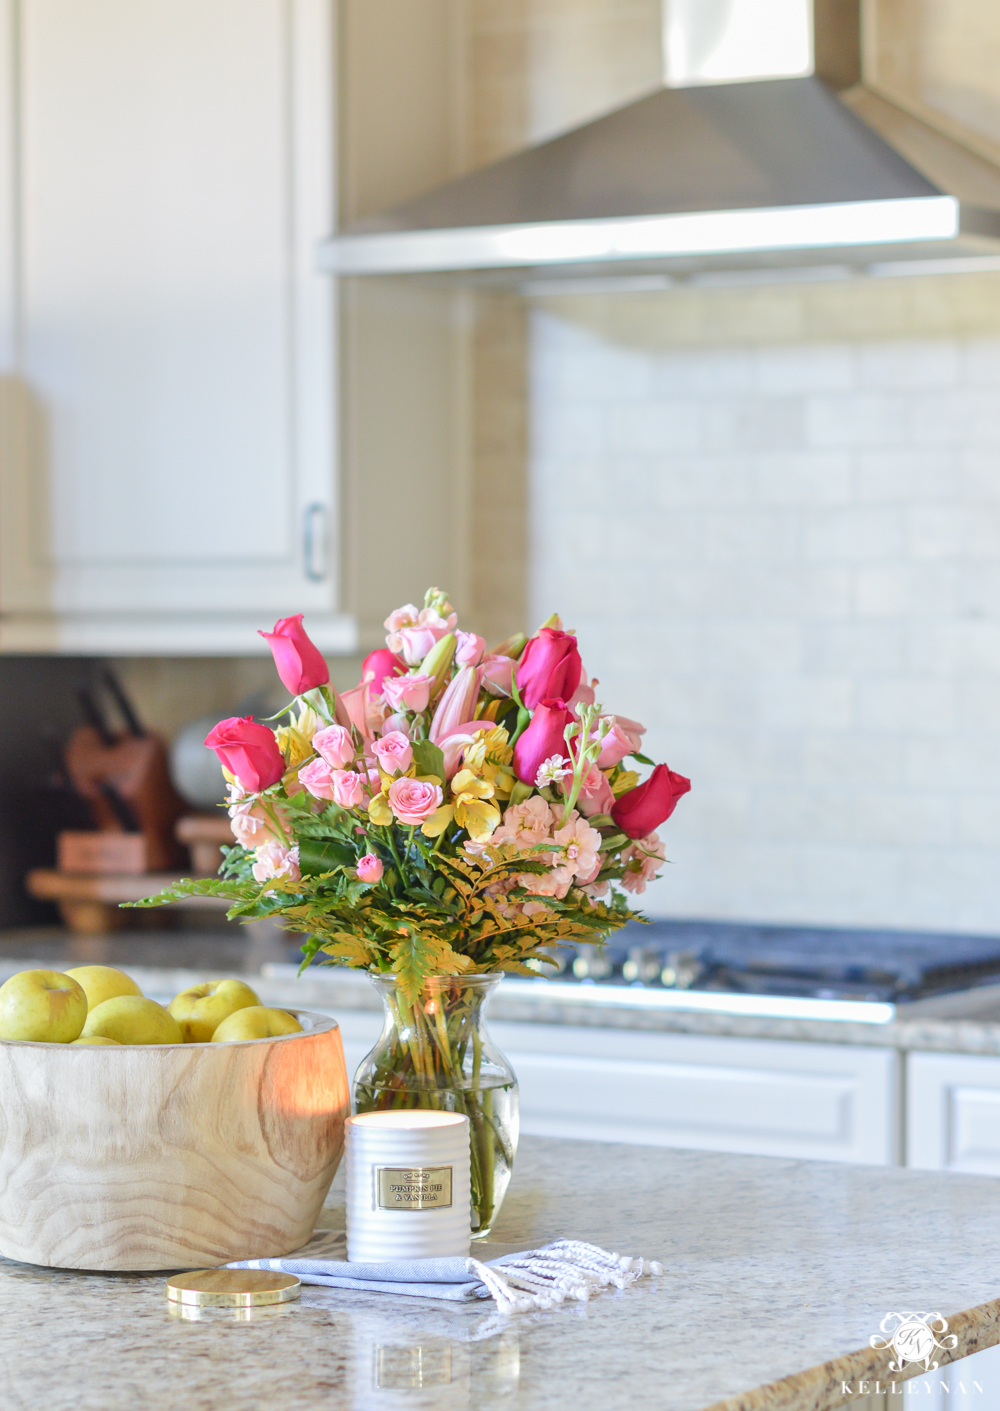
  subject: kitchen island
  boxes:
[4,1134,1000,1411]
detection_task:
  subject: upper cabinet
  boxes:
[0,0,354,654]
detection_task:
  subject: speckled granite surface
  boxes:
[7,929,1000,1053]
[3,1136,1000,1411]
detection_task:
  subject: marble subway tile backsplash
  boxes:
[528,274,1000,933]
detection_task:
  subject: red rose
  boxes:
[258,614,329,695]
[611,764,691,839]
[361,647,405,696]
[204,717,286,793]
[513,699,574,785]
[515,628,582,710]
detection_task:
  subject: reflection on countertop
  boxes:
[5,1136,1000,1411]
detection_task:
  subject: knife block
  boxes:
[63,726,186,871]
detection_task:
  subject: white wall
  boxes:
[529,272,1000,934]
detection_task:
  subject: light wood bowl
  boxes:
[0,1009,349,1271]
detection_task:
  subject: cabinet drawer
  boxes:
[907,1052,1000,1174]
[491,1023,899,1166]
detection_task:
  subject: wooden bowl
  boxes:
[0,1009,349,1271]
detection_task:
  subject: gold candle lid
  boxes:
[166,1269,302,1308]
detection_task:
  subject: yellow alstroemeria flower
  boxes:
[421,803,454,838]
[275,725,313,769]
[610,768,639,798]
[294,704,321,742]
[367,791,393,827]
[451,768,501,842]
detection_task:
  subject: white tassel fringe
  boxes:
[468,1239,663,1314]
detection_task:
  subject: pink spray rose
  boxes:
[515,628,582,710]
[357,853,384,884]
[512,699,574,785]
[621,832,666,894]
[298,757,337,801]
[251,841,300,883]
[371,731,413,776]
[258,615,329,695]
[387,777,443,825]
[594,715,646,769]
[205,717,286,794]
[382,672,432,714]
[312,724,356,769]
[331,769,368,809]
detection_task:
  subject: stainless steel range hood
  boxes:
[320,1,1000,283]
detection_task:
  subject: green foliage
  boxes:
[132,802,643,998]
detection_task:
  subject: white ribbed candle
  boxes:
[345,1111,471,1262]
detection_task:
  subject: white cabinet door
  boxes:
[907,1051,1000,1174]
[0,0,353,654]
[490,1022,900,1165]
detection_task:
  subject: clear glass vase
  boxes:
[352,974,519,1238]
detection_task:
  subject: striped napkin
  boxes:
[226,1229,662,1313]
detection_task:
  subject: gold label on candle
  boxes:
[376,1165,453,1210]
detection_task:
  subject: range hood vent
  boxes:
[321,4,1000,284]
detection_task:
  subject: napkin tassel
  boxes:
[468,1239,663,1314]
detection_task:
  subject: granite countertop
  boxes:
[7,926,1000,1055]
[4,1134,1000,1411]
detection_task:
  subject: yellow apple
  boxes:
[211,1006,303,1042]
[168,979,261,1043]
[82,995,182,1045]
[64,965,142,1011]
[0,969,88,1043]
[70,1036,121,1046]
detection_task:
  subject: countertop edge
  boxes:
[705,1297,1000,1411]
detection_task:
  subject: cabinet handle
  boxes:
[303,503,327,581]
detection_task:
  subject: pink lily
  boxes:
[429,666,483,745]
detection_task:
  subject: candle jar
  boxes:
[353,974,518,1238]
[345,1110,471,1262]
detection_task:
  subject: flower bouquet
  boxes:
[138,589,690,1232]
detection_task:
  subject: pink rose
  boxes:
[388,777,443,825]
[381,712,411,736]
[361,647,405,696]
[372,731,413,777]
[331,769,367,809]
[611,765,691,840]
[382,672,432,714]
[515,628,582,710]
[594,715,646,769]
[312,724,355,769]
[251,841,300,883]
[258,615,329,695]
[205,717,286,794]
[357,853,384,884]
[512,699,574,785]
[455,631,487,667]
[622,832,666,894]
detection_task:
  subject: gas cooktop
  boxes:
[547,919,1000,1006]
